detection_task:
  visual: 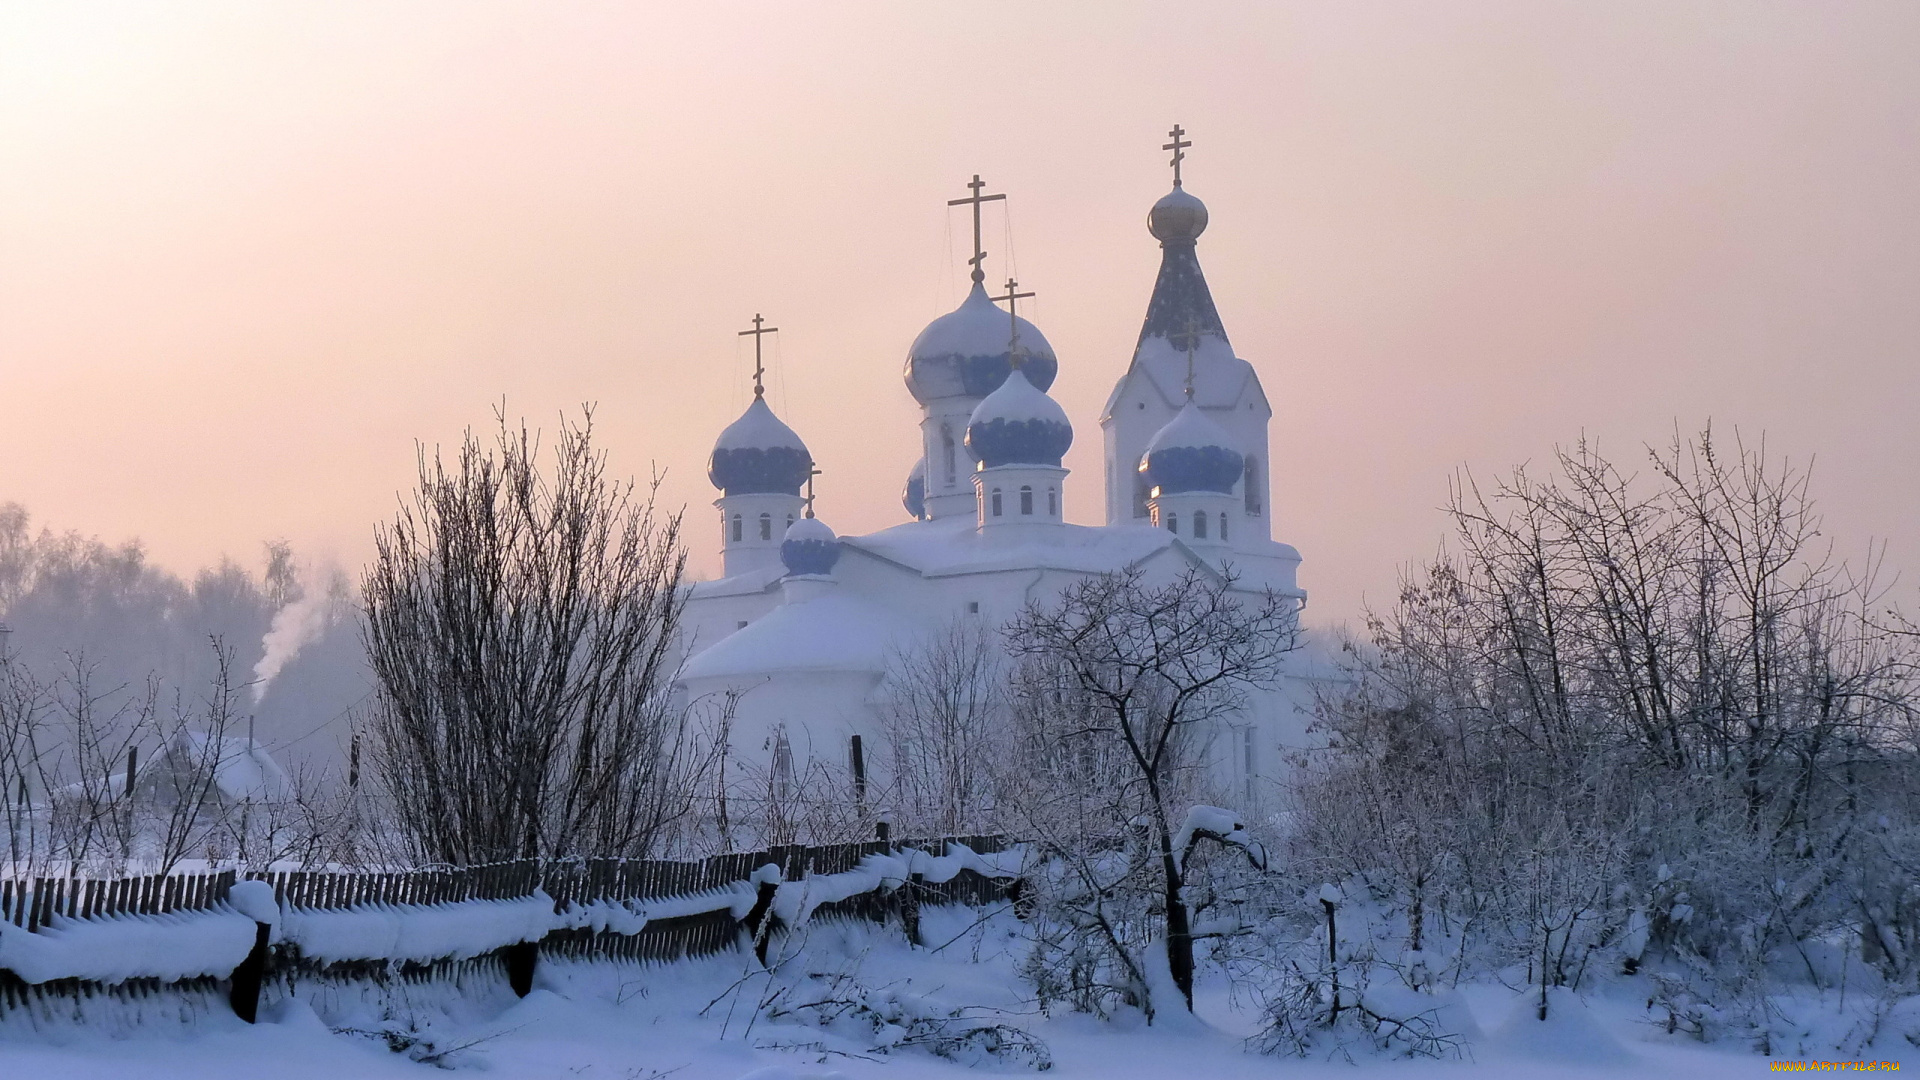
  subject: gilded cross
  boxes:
[738,313,778,399]
[1163,124,1191,187]
[947,174,1006,284]
[992,277,1036,368]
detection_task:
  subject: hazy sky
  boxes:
[1,1,1915,630]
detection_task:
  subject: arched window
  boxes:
[1243,456,1262,515]
[941,424,957,487]
[990,488,1003,517]
[786,514,795,533]
[758,513,772,541]
[730,514,743,542]
[1194,511,1208,539]
[1133,472,1151,518]
[1047,487,1057,516]
[1166,512,1179,535]
[1019,485,1033,515]
[1220,513,1229,542]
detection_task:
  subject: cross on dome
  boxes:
[948,174,1006,284]
[738,313,778,398]
[990,277,1036,367]
[1163,124,1192,187]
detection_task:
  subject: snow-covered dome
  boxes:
[902,461,926,519]
[904,282,1058,404]
[1140,400,1243,495]
[964,367,1072,468]
[780,516,841,577]
[1148,186,1208,243]
[709,397,813,496]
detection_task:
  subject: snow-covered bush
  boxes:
[1293,429,1920,1051]
[759,963,1052,1070]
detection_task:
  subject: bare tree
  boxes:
[879,618,1004,838]
[1302,428,1920,1024]
[1003,566,1299,1015]
[362,408,711,864]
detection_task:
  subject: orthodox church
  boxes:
[675,133,1310,805]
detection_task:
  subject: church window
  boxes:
[730,514,743,542]
[786,514,794,532]
[1019,486,1033,515]
[1244,456,1262,515]
[1194,512,1208,539]
[1047,487,1057,516]
[966,601,979,614]
[1220,513,1229,541]
[736,620,748,630]
[990,488,1003,517]
[1132,473,1151,518]
[758,514,772,541]
[941,424,957,487]
[1166,512,1179,535]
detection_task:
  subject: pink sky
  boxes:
[1,2,1914,629]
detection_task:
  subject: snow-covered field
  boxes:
[2,907,1893,1080]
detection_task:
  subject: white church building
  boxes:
[675,136,1311,807]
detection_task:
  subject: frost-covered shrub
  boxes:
[1295,431,1920,1045]
[763,968,1052,1071]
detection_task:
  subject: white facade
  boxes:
[676,169,1311,806]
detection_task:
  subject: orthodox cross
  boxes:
[1163,124,1191,187]
[948,174,1006,284]
[804,465,821,519]
[738,313,778,398]
[992,277,1035,367]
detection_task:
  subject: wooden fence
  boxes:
[0,834,1019,1028]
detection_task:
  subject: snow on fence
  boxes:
[0,834,1021,1031]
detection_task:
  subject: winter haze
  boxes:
[1,1,1914,635]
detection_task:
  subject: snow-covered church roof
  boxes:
[709,397,813,496]
[1101,182,1269,418]
[905,282,1059,404]
[965,367,1073,468]
[679,589,918,681]
[1142,399,1245,495]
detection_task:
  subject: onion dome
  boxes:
[780,516,840,577]
[902,461,926,519]
[1148,185,1209,243]
[1140,400,1243,495]
[964,367,1073,468]
[904,282,1058,404]
[708,397,812,496]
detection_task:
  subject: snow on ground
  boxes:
[0,907,1903,1079]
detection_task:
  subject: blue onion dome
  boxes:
[902,460,926,519]
[1148,185,1209,243]
[708,397,813,496]
[964,367,1073,468]
[1140,400,1243,495]
[780,516,840,576]
[903,282,1058,404]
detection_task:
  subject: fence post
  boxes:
[228,920,272,1023]
[504,940,538,998]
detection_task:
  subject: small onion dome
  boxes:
[904,282,1058,404]
[1148,185,1209,243]
[964,367,1073,467]
[780,516,840,577]
[902,460,926,519]
[708,397,812,496]
[1140,400,1243,495]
